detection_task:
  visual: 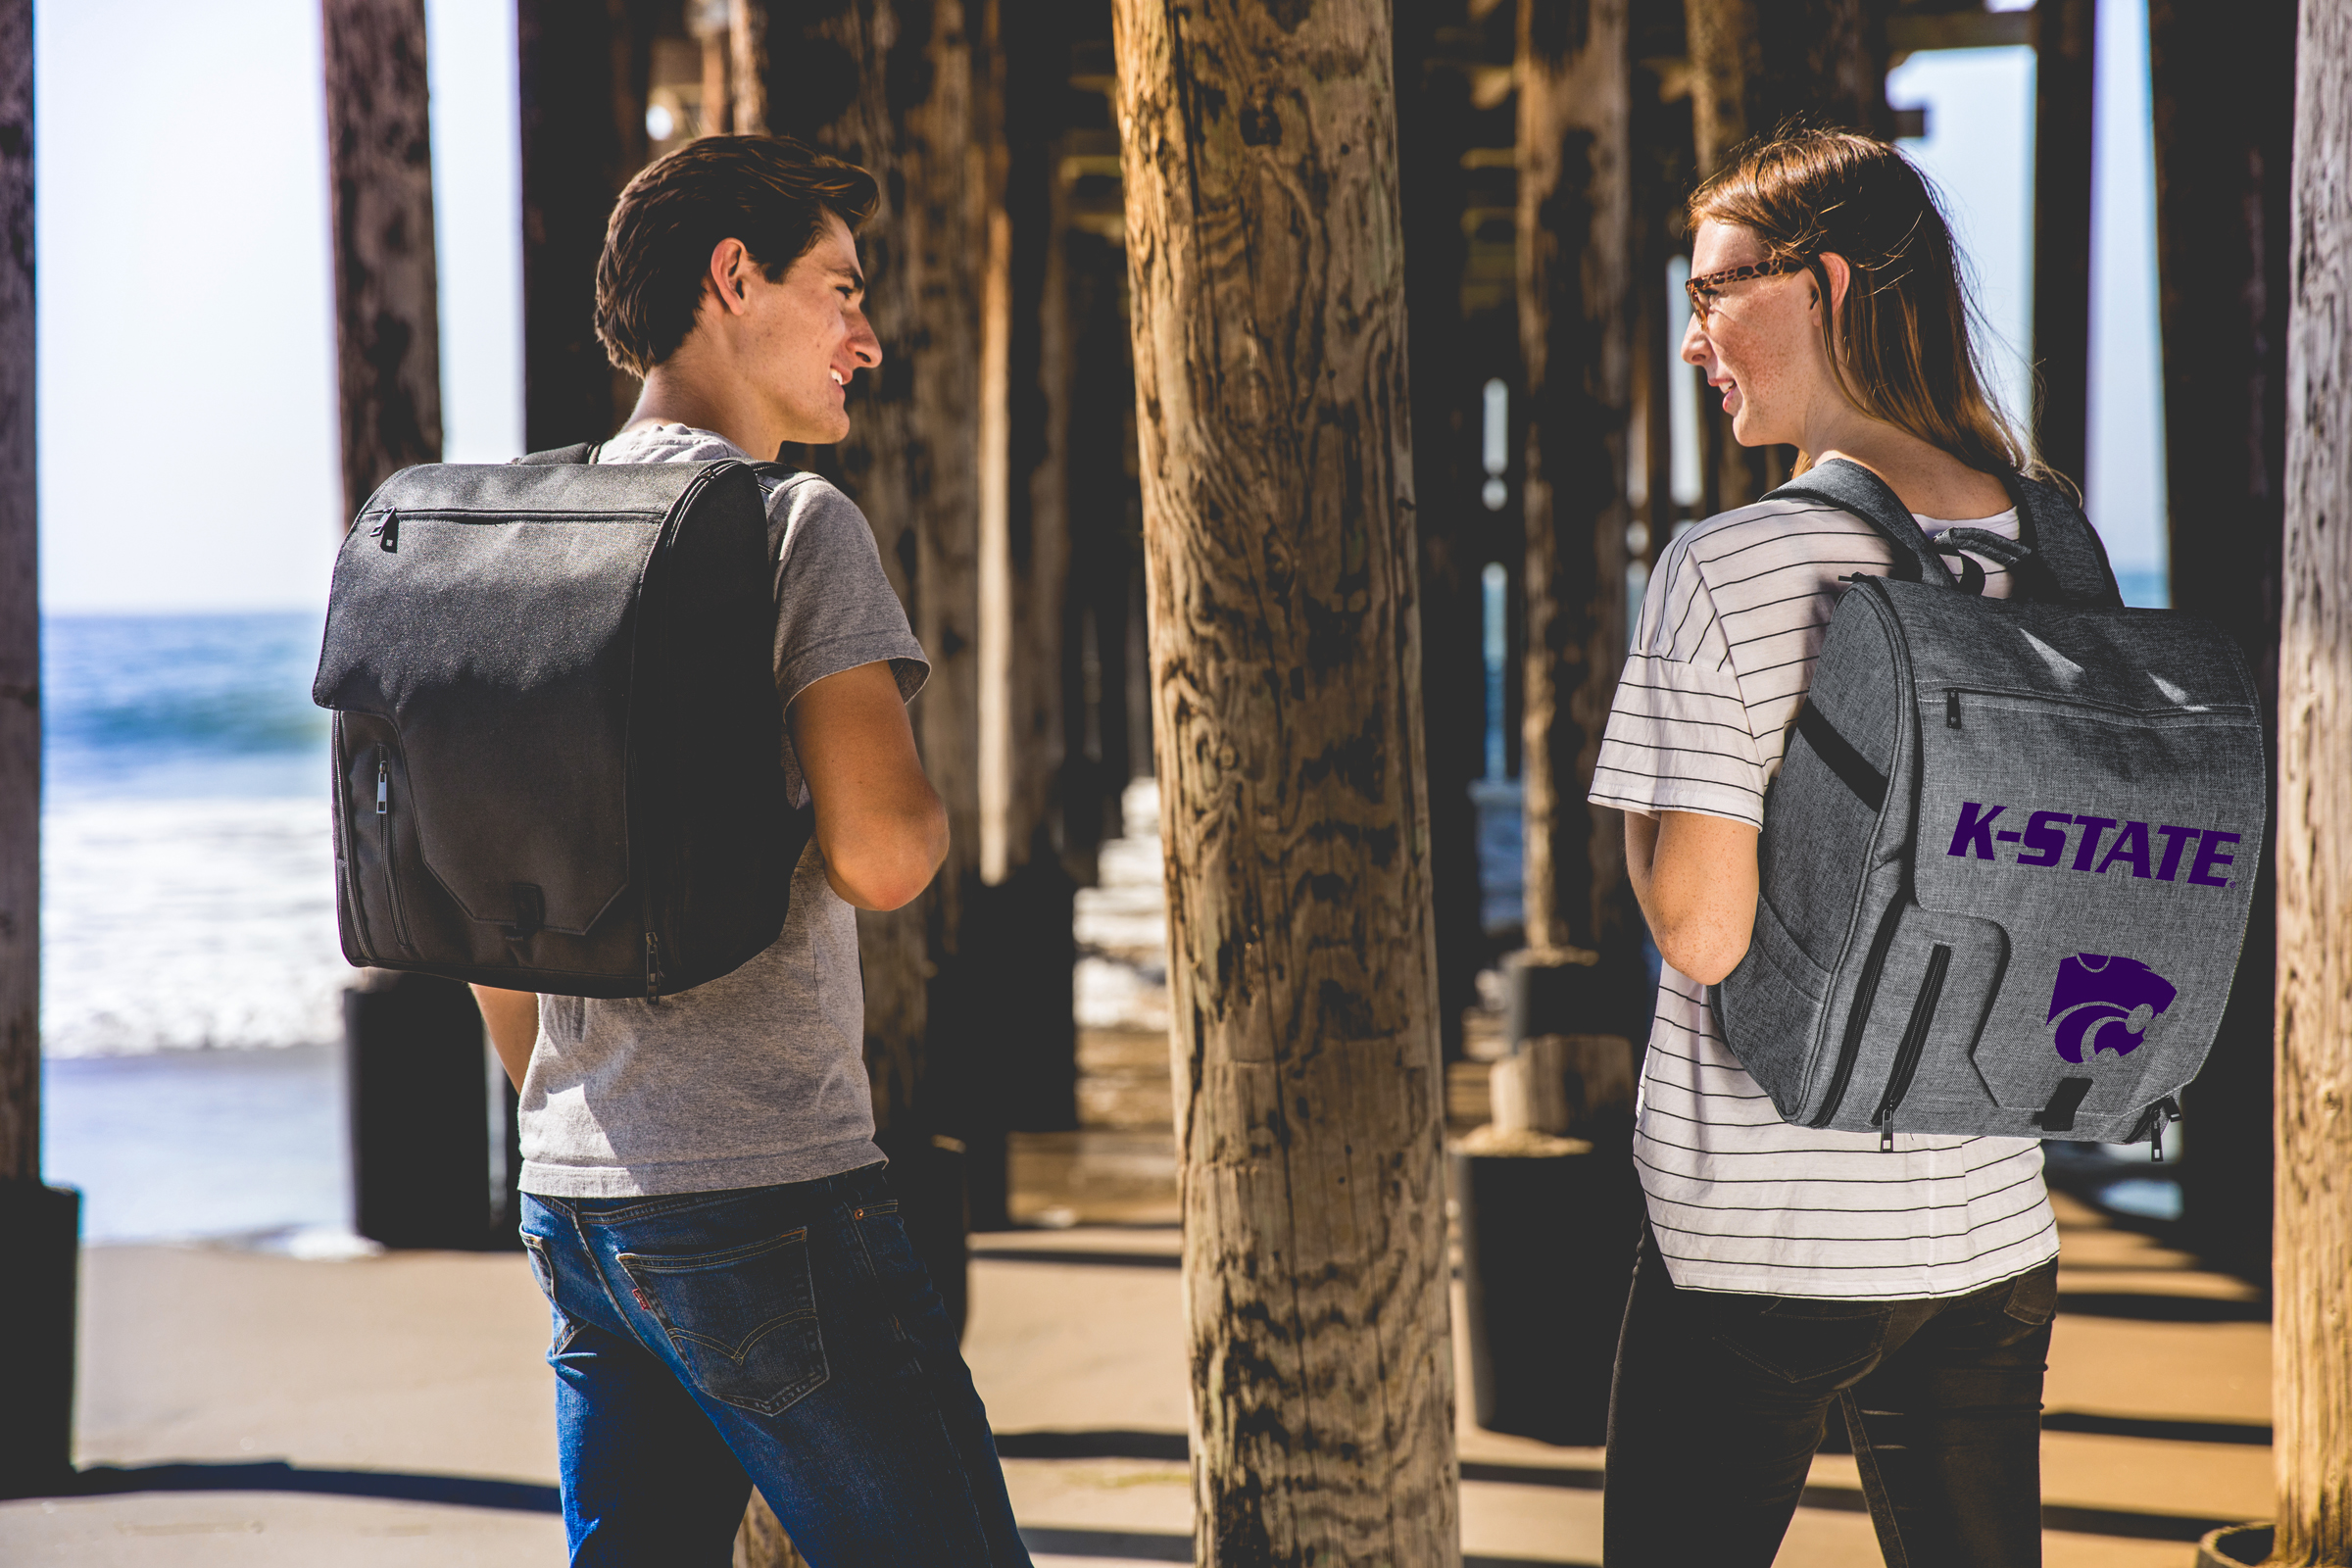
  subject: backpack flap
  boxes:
[315,459,779,995]
[1888,582,2264,1140]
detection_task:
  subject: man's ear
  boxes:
[707,237,755,318]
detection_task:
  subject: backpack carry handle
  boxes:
[513,443,604,466]
[1772,459,1962,589]
[1771,458,2122,608]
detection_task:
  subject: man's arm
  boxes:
[790,661,949,910]
[1624,808,1761,985]
[473,985,539,1091]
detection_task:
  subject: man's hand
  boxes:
[473,985,540,1091]
[1624,809,1761,985]
[790,661,949,910]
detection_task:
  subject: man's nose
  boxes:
[848,308,882,368]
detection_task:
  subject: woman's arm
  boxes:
[1625,809,1761,986]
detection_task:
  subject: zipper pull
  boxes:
[2150,1096,2180,1163]
[375,510,399,552]
[375,761,389,814]
[646,933,663,1004]
[1881,1121,1894,1152]
[1945,691,1962,728]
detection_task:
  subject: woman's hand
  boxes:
[1625,810,1761,986]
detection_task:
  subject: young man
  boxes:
[472,135,1031,1567]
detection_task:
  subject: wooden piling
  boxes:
[1396,0,1494,1059]
[0,0,33,1200]
[1112,1,1459,1558]
[517,0,651,450]
[321,0,441,515]
[2147,0,2297,1285]
[1517,0,1637,969]
[2030,0,2095,490]
[2274,4,2352,1557]
[1679,0,1888,509]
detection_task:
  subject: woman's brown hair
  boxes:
[1687,129,2043,481]
[596,135,880,378]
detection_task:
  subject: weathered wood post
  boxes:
[2147,0,2296,1285]
[323,0,504,1253]
[0,0,37,1226]
[1112,3,1459,1560]
[1680,0,1889,510]
[1394,0,1491,1061]
[1517,0,1636,981]
[2272,4,2352,1559]
[2031,0,2095,490]
[736,0,984,1254]
[518,0,650,449]
[969,0,1079,1142]
[0,0,80,1501]
[323,0,442,512]
[732,6,983,1560]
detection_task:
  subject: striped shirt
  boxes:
[1591,493,2061,1299]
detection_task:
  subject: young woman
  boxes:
[1590,131,2073,1567]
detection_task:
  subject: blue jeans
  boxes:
[518,1164,1031,1567]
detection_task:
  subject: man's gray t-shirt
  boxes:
[517,423,928,1198]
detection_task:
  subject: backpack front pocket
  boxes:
[335,713,421,961]
[1820,904,2008,1137]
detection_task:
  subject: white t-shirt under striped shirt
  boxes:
[1591,492,2060,1299]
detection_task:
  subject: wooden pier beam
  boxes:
[2031,0,2096,491]
[517,0,652,450]
[2275,2,2352,1557]
[0,0,34,1199]
[0,0,74,1502]
[735,0,986,1268]
[2147,0,2296,1284]
[1681,0,1888,510]
[1518,0,1636,973]
[967,0,1079,1138]
[321,0,442,514]
[1112,0,1459,1559]
[1395,0,1491,1060]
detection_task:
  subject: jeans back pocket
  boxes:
[617,1228,828,1415]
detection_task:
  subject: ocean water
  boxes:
[42,612,343,1056]
[39,612,352,1243]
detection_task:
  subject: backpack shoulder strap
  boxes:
[1768,458,1959,588]
[1992,470,2125,608]
[510,442,601,466]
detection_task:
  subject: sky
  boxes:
[33,0,2168,614]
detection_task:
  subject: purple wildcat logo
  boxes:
[2047,955,2178,1063]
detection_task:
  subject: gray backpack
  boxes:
[1712,460,2264,1152]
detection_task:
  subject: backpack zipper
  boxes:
[374,750,415,954]
[1809,897,1908,1127]
[1871,943,1952,1150]
[646,932,663,1004]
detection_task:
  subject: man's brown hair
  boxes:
[596,134,880,378]
[1687,129,2044,482]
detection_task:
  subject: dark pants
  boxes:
[1604,1225,2056,1567]
[519,1164,1030,1568]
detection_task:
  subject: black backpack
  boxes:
[313,445,811,1000]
